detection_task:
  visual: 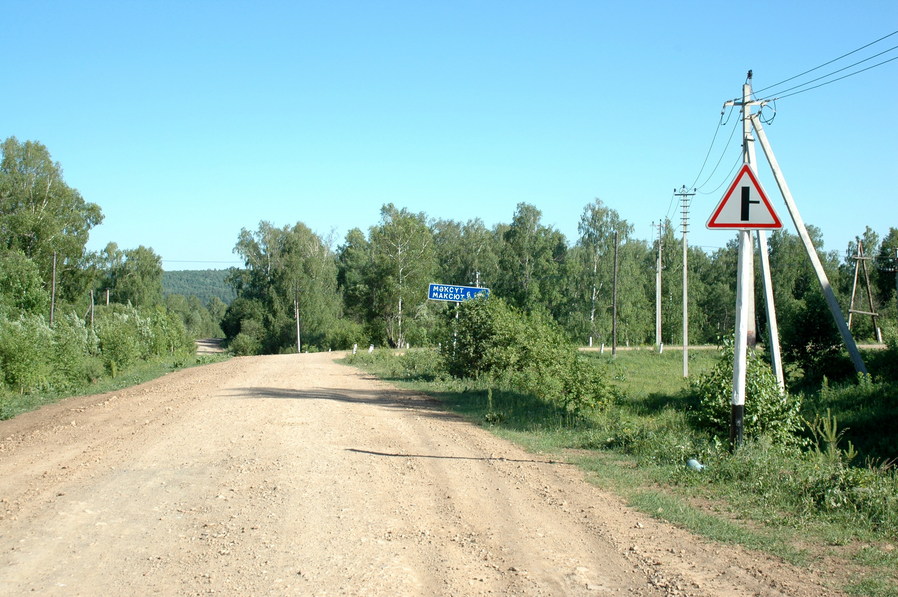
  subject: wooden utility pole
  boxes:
[848,239,882,343]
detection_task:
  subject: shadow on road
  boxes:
[345,447,568,466]
[226,386,465,423]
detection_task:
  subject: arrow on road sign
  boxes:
[707,164,782,230]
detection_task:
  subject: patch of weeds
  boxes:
[845,575,898,597]
[628,489,807,565]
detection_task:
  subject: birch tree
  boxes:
[369,204,435,348]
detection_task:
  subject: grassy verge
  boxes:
[0,352,229,420]
[344,347,898,597]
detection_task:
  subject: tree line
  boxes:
[2,135,895,389]
[0,137,221,398]
[224,201,897,381]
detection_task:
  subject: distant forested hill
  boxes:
[163,269,236,305]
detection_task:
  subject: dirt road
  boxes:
[0,353,840,596]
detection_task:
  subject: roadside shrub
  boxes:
[396,348,444,380]
[325,319,368,350]
[344,347,393,369]
[689,337,803,445]
[229,318,264,356]
[146,306,193,357]
[0,314,54,392]
[95,307,144,374]
[52,312,103,390]
[443,297,613,415]
[560,356,617,414]
[0,251,50,316]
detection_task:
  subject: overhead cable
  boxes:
[773,55,898,100]
[687,104,736,190]
[754,29,898,96]
[764,44,898,98]
[698,151,743,196]
[694,115,740,192]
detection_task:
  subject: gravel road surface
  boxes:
[0,353,841,596]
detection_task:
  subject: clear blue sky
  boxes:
[4,1,896,270]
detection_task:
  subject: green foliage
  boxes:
[164,294,224,339]
[162,269,236,305]
[97,243,164,307]
[346,348,445,381]
[367,204,436,348]
[95,307,143,373]
[443,296,614,415]
[807,372,898,462]
[147,306,194,356]
[496,203,567,315]
[0,137,103,300]
[690,338,803,445]
[228,221,342,354]
[93,305,192,375]
[51,312,103,390]
[325,319,369,351]
[0,314,54,392]
[0,251,50,316]
[695,437,898,538]
[228,318,264,356]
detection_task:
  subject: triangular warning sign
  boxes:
[707,164,782,230]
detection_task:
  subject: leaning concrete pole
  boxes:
[756,230,785,390]
[749,112,867,374]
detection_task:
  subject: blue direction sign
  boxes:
[427,283,490,302]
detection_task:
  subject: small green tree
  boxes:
[0,314,54,392]
[52,312,102,390]
[444,296,613,415]
[0,251,49,316]
[690,338,803,444]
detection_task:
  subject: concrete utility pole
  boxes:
[718,73,787,445]
[731,79,755,447]
[656,222,662,350]
[676,186,695,377]
[294,291,302,354]
[612,230,619,356]
[739,87,784,385]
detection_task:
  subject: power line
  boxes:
[694,117,741,192]
[773,55,898,100]
[753,29,898,96]
[698,150,743,195]
[162,259,243,265]
[765,44,898,98]
[687,104,736,190]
